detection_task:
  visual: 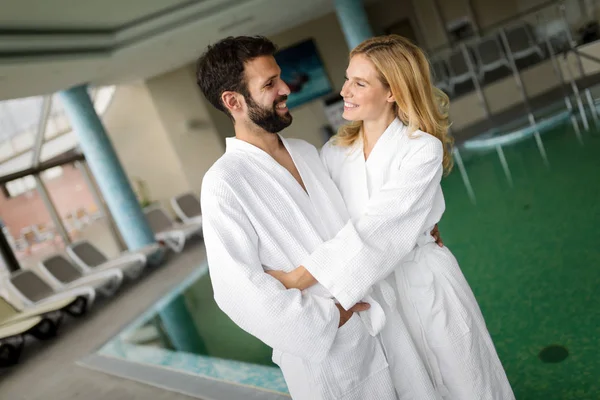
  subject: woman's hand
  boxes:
[266,270,297,289]
[266,266,317,290]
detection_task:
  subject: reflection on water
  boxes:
[123,273,275,367]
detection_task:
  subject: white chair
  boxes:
[144,205,202,253]
[38,254,123,297]
[2,270,95,318]
[431,58,453,95]
[473,35,511,80]
[170,192,203,226]
[447,47,477,92]
[0,295,73,341]
[504,23,544,60]
[66,240,148,280]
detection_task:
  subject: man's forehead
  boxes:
[245,56,281,81]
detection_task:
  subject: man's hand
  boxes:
[336,302,370,327]
[431,224,444,247]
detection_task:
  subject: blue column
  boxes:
[158,296,208,354]
[335,0,375,50]
[58,85,155,251]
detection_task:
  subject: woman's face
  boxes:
[340,54,394,122]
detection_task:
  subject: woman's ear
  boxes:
[386,90,395,104]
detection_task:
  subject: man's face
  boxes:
[242,55,293,133]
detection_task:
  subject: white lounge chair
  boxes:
[447,46,478,92]
[0,295,74,342]
[171,192,203,226]
[38,254,123,297]
[473,35,511,80]
[431,58,453,95]
[66,240,147,280]
[504,22,544,60]
[2,270,95,318]
[144,205,202,253]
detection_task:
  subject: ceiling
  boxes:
[0,0,344,101]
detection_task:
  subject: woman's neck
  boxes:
[362,112,396,160]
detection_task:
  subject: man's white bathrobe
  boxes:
[202,136,410,400]
[303,118,515,400]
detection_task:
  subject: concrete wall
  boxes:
[102,82,191,210]
[145,64,224,196]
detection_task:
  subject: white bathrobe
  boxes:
[303,118,515,400]
[201,136,400,400]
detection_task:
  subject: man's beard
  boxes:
[245,95,293,133]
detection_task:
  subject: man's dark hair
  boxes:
[196,36,278,117]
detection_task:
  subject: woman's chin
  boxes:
[342,111,358,122]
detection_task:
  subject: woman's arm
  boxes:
[297,136,444,309]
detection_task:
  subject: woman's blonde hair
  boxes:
[334,35,453,174]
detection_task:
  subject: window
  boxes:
[5,175,36,197]
[42,166,63,181]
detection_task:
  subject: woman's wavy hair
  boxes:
[334,35,453,174]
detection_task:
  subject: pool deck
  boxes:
[0,244,206,400]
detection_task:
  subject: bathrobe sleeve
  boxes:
[201,171,340,362]
[304,135,443,309]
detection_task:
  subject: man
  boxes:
[197,36,439,400]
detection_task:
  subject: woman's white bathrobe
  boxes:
[303,119,515,400]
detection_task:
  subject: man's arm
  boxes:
[201,173,340,363]
[301,137,444,310]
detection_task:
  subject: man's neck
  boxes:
[235,123,282,156]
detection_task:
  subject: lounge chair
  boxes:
[170,192,203,226]
[2,270,95,318]
[0,295,75,341]
[66,240,147,280]
[504,22,544,60]
[447,46,478,92]
[144,205,202,253]
[473,35,511,80]
[38,254,123,297]
[431,58,453,95]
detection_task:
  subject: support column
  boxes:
[334,0,374,50]
[158,296,208,354]
[58,85,155,251]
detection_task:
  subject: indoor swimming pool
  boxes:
[85,113,600,400]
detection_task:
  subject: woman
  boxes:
[269,35,515,399]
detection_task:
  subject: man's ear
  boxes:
[221,91,244,113]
